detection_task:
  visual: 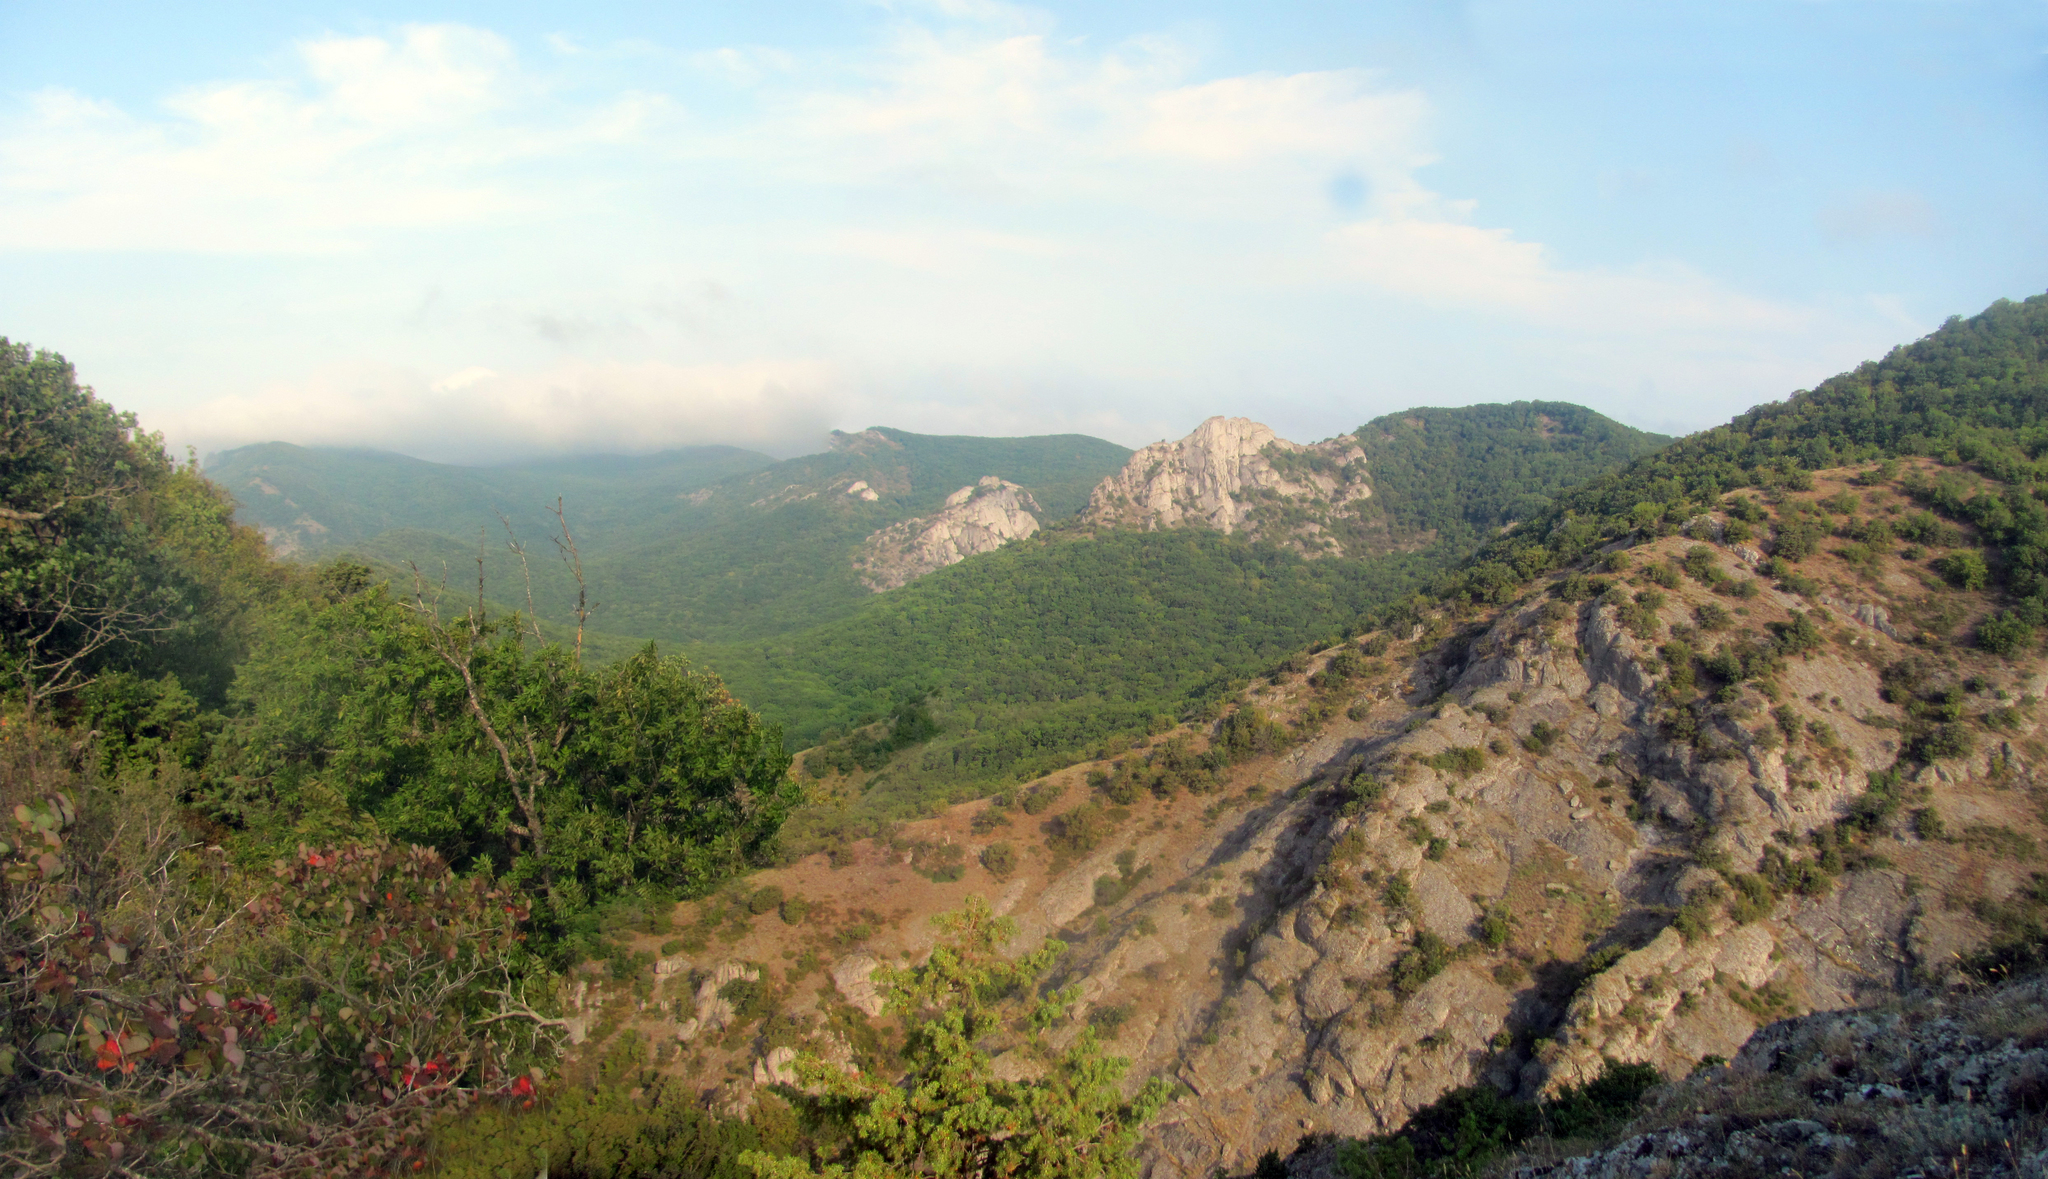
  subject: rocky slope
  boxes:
[1502,971,2048,1177]
[852,477,1042,591]
[556,459,2045,1179]
[1083,416,1373,552]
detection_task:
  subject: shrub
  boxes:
[1423,746,1487,775]
[1387,931,1450,997]
[1046,804,1112,856]
[1935,549,1990,590]
[748,885,786,915]
[778,896,812,926]
[1019,782,1065,816]
[1912,807,1948,841]
[1381,872,1414,915]
[1771,610,1826,657]
[741,899,1169,1179]
[1212,707,1284,764]
[980,841,1018,879]
[1979,610,2035,657]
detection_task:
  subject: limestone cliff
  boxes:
[854,477,1041,591]
[1083,417,1371,553]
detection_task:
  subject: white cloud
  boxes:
[5,11,1904,459]
[0,23,659,252]
[170,358,844,464]
[1327,218,1806,335]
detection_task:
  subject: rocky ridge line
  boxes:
[1083,416,1371,551]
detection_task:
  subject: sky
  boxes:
[1,1,2043,464]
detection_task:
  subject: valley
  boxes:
[4,292,2048,1179]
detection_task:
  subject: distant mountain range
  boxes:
[209,402,1670,800]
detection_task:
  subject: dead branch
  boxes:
[547,498,589,665]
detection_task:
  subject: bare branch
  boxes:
[497,512,547,645]
[548,498,589,666]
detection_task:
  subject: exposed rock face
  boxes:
[854,477,1041,591]
[600,465,2043,1179]
[1506,974,2048,1177]
[1036,522,2042,1179]
[1083,416,1370,551]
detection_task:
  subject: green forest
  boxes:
[212,428,1135,647]
[1411,294,2048,621]
[12,291,2046,1176]
[0,341,818,1174]
[693,401,1668,830]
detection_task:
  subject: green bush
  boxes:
[1387,930,1450,997]
[1020,782,1066,816]
[1979,610,2035,657]
[778,896,811,926]
[429,1074,796,1179]
[1423,746,1487,775]
[981,841,1018,879]
[1935,549,1990,590]
[748,886,785,916]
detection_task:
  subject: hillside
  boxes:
[210,427,1135,645]
[701,404,1669,819]
[205,442,779,558]
[493,294,2048,1179]
[1080,406,1668,556]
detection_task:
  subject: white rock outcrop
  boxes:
[1082,416,1370,543]
[854,477,1041,591]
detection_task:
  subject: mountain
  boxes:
[1082,405,1670,557]
[208,427,1135,645]
[206,441,779,557]
[700,402,1669,815]
[562,294,2048,1179]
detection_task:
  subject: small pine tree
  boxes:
[741,896,1170,1179]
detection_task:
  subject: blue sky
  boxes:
[1,1,2042,462]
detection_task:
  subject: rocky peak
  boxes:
[1083,416,1370,550]
[854,476,1041,591]
[829,428,902,455]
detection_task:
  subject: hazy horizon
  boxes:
[4,0,2041,464]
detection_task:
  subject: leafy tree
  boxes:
[208,575,799,940]
[741,897,1170,1179]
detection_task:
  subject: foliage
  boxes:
[741,897,1171,1179]
[1416,294,2048,612]
[210,585,799,943]
[1346,403,1670,550]
[223,430,1132,648]
[0,725,558,1178]
[1334,1060,1662,1179]
[1,341,278,717]
[428,1043,800,1179]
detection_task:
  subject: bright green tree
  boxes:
[741,897,1170,1179]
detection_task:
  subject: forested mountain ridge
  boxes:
[6,294,2048,1179]
[712,402,1669,822]
[1080,406,1669,558]
[206,441,778,558]
[209,427,1134,646]
[574,293,2048,1179]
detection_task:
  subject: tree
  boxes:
[209,567,800,940]
[741,897,1170,1179]
[0,342,175,722]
